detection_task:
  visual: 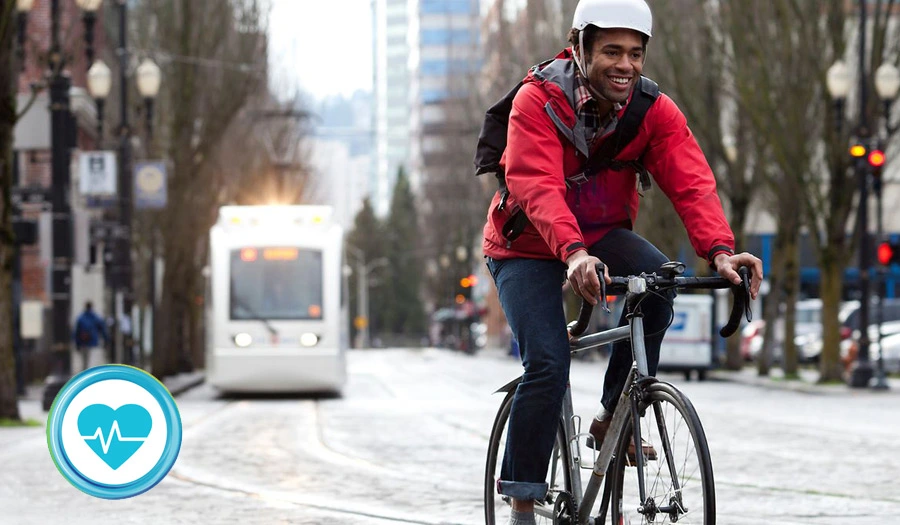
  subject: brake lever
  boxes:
[597,262,610,314]
[739,266,752,322]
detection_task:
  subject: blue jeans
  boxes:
[486,228,673,501]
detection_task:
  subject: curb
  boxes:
[707,369,899,396]
[162,373,206,397]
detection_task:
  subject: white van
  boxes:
[658,294,715,380]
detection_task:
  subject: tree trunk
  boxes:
[781,212,801,378]
[757,282,780,377]
[724,200,750,370]
[153,233,192,378]
[758,231,787,376]
[0,0,21,422]
[818,258,845,382]
[782,229,800,378]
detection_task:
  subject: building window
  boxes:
[421,89,449,103]
[420,59,476,76]
[420,28,475,46]
[420,0,474,15]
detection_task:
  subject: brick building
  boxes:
[13,0,107,376]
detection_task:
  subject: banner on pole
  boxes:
[134,161,167,209]
[79,151,117,196]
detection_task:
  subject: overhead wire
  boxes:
[131,48,266,75]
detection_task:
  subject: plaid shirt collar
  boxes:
[574,72,595,114]
[574,71,623,146]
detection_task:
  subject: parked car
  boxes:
[800,298,900,362]
[842,331,900,374]
[873,333,900,373]
[740,319,765,361]
[741,299,828,363]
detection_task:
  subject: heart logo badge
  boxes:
[77,404,153,470]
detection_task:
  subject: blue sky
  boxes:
[268,0,374,100]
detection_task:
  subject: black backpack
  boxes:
[473,70,660,240]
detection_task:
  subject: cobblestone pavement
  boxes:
[3,348,900,524]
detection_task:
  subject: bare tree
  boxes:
[646,0,768,370]
[721,0,899,382]
[218,101,315,207]
[131,0,272,378]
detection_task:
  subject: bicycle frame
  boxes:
[505,266,747,524]
[547,278,660,524]
[574,332,642,522]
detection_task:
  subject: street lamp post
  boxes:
[113,0,136,365]
[97,1,162,366]
[15,1,33,69]
[86,60,111,140]
[88,52,161,367]
[16,0,102,410]
[77,0,103,65]
[826,2,900,389]
[136,59,162,140]
[871,64,899,391]
[345,245,387,348]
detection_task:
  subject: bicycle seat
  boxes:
[657,261,686,279]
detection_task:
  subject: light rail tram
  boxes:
[205,205,348,394]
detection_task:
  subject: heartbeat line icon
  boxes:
[82,420,148,455]
[77,404,153,470]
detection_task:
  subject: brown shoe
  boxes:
[585,417,657,462]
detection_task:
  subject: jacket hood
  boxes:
[523,48,578,110]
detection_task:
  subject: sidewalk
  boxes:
[709,366,900,395]
[160,369,206,396]
[19,368,205,404]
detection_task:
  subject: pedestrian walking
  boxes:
[73,301,108,373]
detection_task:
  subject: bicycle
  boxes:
[484,261,752,524]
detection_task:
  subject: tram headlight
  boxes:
[300,333,319,347]
[234,333,253,347]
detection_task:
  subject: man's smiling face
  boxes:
[582,27,645,104]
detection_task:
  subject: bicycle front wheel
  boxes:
[609,381,715,524]
[484,388,574,525]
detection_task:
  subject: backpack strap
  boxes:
[566,76,660,192]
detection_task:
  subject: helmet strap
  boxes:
[576,30,588,78]
[576,29,611,103]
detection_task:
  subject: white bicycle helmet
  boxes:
[572,0,653,77]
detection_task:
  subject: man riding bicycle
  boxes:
[480,0,763,523]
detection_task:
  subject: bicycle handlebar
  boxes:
[567,263,752,339]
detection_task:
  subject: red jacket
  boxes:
[482,49,735,264]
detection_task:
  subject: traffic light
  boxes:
[869,149,886,168]
[869,148,886,194]
[850,144,867,158]
[877,241,900,266]
[459,274,477,288]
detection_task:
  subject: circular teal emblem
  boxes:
[46,365,182,499]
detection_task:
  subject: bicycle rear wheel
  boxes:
[484,389,574,525]
[609,381,715,524]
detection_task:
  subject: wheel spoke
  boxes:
[611,384,714,524]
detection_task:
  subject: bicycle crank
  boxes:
[553,491,577,525]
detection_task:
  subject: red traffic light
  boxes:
[868,150,885,168]
[878,242,895,266]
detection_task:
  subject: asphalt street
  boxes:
[3,347,900,524]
